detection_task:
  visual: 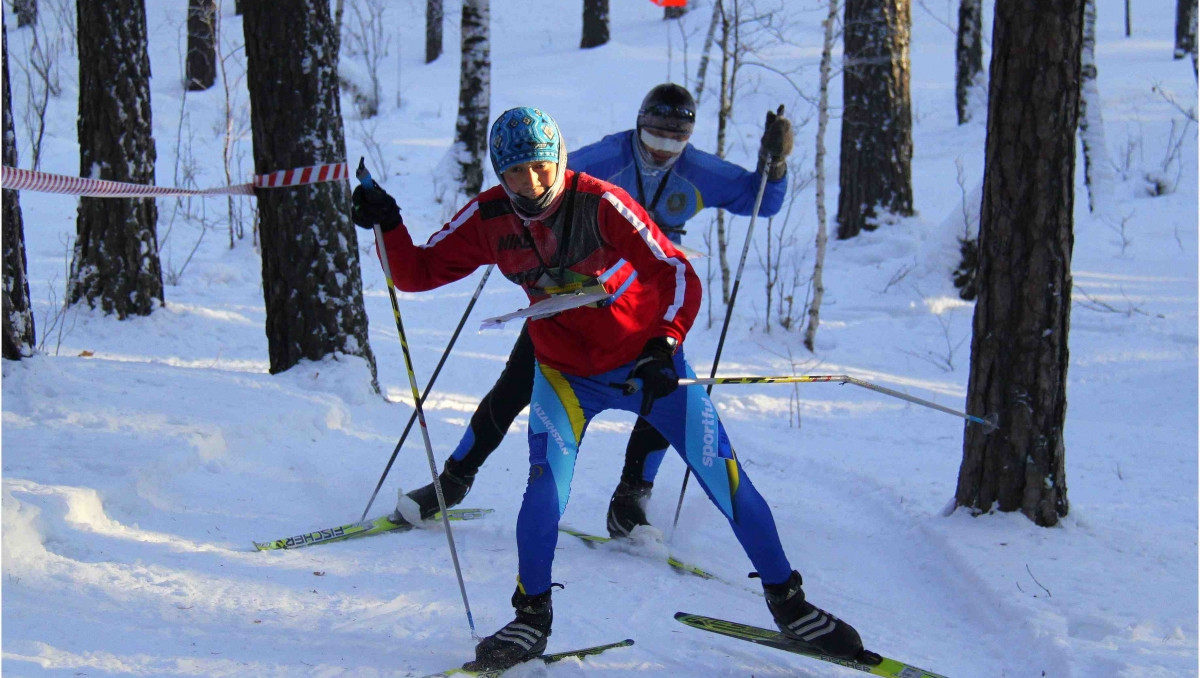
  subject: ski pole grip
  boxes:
[356,157,375,189]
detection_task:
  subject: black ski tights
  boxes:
[451,324,537,474]
[450,323,667,482]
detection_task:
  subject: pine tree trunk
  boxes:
[241,1,377,381]
[187,0,217,91]
[956,0,1080,527]
[1176,0,1198,58]
[427,0,444,63]
[3,34,35,360]
[456,0,490,195]
[955,0,983,124]
[581,0,610,49]
[71,0,163,319]
[836,0,914,239]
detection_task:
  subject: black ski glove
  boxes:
[757,105,793,182]
[351,183,403,233]
[623,337,680,416]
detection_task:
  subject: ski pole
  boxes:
[359,263,493,521]
[356,159,477,638]
[677,374,999,430]
[670,138,778,533]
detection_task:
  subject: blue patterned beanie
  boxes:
[489,107,563,177]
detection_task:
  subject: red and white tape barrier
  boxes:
[254,162,348,189]
[0,161,348,198]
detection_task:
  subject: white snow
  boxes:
[2,1,1196,677]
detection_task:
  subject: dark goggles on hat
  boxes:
[639,103,696,121]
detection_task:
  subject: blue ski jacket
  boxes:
[568,129,787,236]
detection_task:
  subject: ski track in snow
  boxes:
[787,457,1068,678]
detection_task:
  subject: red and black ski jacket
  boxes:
[381,170,700,377]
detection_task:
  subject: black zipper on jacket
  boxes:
[521,172,581,287]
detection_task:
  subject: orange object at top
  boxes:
[650,0,687,6]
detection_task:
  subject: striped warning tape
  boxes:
[254,162,347,189]
[0,161,348,198]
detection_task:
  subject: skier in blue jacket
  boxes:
[569,86,788,242]
[401,83,794,539]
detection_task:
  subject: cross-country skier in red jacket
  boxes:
[352,107,862,672]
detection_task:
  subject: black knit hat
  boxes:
[637,83,696,136]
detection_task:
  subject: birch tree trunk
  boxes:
[713,1,737,304]
[456,0,490,195]
[71,0,163,318]
[1079,0,1114,215]
[804,0,839,351]
[693,0,723,105]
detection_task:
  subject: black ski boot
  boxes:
[763,570,863,660]
[471,586,554,671]
[393,457,476,523]
[606,478,654,538]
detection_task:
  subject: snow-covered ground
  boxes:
[2,1,1196,677]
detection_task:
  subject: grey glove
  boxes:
[757,105,793,182]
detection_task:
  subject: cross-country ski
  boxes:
[253,508,493,551]
[420,638,634,678]
[675,612,948,678]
